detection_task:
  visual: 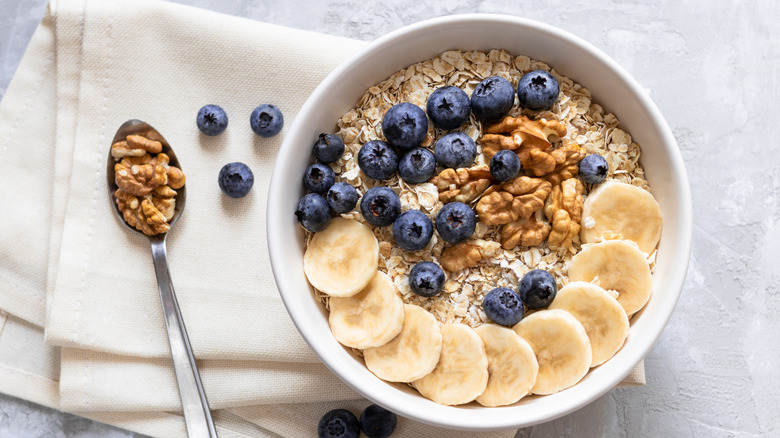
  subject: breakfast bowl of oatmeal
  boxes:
[267,14,692,431]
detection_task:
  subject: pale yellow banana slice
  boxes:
[328,271,404,349]
[303,217,379,297]
[549,281,630,366]
[568,239,652,317]
[580,181,663,254]
[474,324,538,407]
[363,304,443,383]
[412,323,488,405]
[513,309,592,395]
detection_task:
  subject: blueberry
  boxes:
[398,147,436,184]
[295,193,331,232]
[426,86,471,130]
[358,140,399,180]
[327,182,359,214]
[196,104,228,136]
[381,102,428,151]
[578,154,609,185]
[435,202,476,244]
[313,133,345,163]
[518,269,557,310]
[360,404,398,438]
[434,132,477,169]
[303,163,336,194]
[470,76,515,121]
[218,162,254,198]
[483,287,525,327]
[318,409,360,438]
[250,104,284,137]
[517,70,559,110]
[490,150,521,182]
[360,187,401,227]
[408,261,445,298]
[392,210,434,251]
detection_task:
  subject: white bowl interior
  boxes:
[268,14,692,431]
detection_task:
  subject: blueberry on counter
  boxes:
[313,133,345,163]
[483,287,525,327]
[392,210,434,251]
[579,154,609,185]
[381,102,428,151]
[360,404,398,438]
[358,140,399,180]
[318,408,360,438]
[518,269,558,310]
[434,131,477,169]
[295,193,331,233]
[250,104,284,137]
[218,162,254,198]
[303,163,336,194]
[435,201,476,244]
[360,186,401,227]
[426,86,471,130]
[398,147,436,184]
[196,104,228,136]
[489,149,521,182]
[408,261,445,298]
[470,76,515,121]
[517,70,560,110]
[326,182,359,214]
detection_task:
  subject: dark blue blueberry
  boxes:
[392,210,434,251]
[358,140,399,180]
[313,133,345,163]
[360,187,401,227]
[326,182,359,214]
[398,147,436,184]
[490,150,521,182]
[318,409,360,438]
[470,76,515,121]
[218,162,254,198]
[426,86,471,130]
[196,104,228,136]
[517,70,559,110]
[250,104,284,137]
[518,269,557,310]
[483,287,525,327]
[434,132,477,169]
[408,261,445,298]
[303,163,336,194]
[360,404,398,438]
[381,102,428,151]
[578,154,609,185]
[295,193,331,232]
[435,202,476,244]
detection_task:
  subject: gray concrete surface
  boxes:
[1,0,779,437]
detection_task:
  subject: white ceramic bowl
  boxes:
[268,14,692,431]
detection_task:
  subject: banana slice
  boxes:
[303,217,379,297]
[580,181,663,254]
[412,323,488,405]
[568,240,652,317]
[474,324,538,407]
[328,271,404,349]
[513,309,591,395]
[549,282,630,366]
[363,304,443,383]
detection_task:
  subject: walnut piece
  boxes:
[431,165,493,204]
[500,212,551,250]
[110,134,163,160]
[475,176,551,226]
[115,153,170,196]
[544,178,584,249]
[480,115,567,176]
[114,189,171,236]
[544,143,587,186]
[440,239,501,272]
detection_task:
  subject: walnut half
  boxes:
[544,178,584,250]
[475,176,551,226]
[431,165,493,204]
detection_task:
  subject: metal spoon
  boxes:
[107,119,217,438]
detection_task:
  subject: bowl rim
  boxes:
[268,13,692,431]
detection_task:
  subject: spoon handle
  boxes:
[150,238,218,438]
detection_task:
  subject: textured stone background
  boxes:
[1,0,779,437]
